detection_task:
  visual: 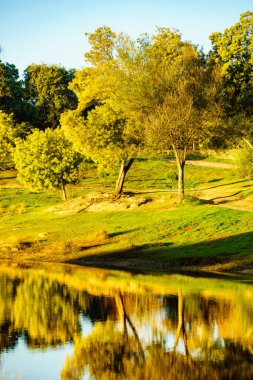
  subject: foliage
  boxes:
[0,111,16,168]
[209,11,253,114]
[63,26,221,196]
[13,129,83,199]
[61,26,148,193]
[0,61,37,126]
[166,170,178,188]
[25,64,78,130]
[234,140,253,178]
[143,30,221,200]
[61,105,131,174]
[209,12,253,146]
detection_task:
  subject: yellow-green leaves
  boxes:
[0,111,15,167]
[61,106,129,175]
[24,64,78,130]
[14,129,83,198]
[209,11,253,114]
[84,26,116,65]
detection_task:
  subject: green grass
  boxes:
[124,158,233,190]
[0,157,252,273]
[188,155,234,164]
[1,197,253,269]
[73,157,234,193]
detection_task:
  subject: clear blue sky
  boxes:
[1,0,252,76]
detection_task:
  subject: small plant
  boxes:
[8,203,26,214]
[234,141,253,178]
[183,195,202,205]
[88,230,110,245]
[166,171,178,188]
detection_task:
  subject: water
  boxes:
[0,263,253,379]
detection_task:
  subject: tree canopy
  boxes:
[209,11,253,143]
[14,128,83,200]
[25,64,78,130]
[0,111,16,168]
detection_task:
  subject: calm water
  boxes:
[0,263,253,380]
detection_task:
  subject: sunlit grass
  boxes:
[0,157,252,272]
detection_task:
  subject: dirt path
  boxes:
[165,159,253,212]
[164,158,234,169]
[185,160,234,169]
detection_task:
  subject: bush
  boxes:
[8,202,26,214]
[166,171,178,188]
[234,141,253,178]
[183,195,202,205]
[13,128,83,200]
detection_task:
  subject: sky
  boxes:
[1,0,252,76]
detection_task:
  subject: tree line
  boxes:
[1,11,253,201]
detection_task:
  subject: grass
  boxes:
[0,157,252,273]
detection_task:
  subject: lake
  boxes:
[0,263,253,379]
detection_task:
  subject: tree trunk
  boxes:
[117,292,145,361]
[62,183,67,201]
[173,147,186,203]
[115,158,135,195]
[177,160,185,203]
[173,290,190,359]
[173,155,185,203]
[173,290,183,352]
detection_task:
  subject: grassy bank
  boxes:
[0,157,253,273]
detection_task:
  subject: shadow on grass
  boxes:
[210,191,242,202]
[0,176,17,180]
[207,178,223,183]
[109,228,140,238]
[198,179,248,191]
[68,231,253,272]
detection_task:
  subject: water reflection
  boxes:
[0,263,253,379]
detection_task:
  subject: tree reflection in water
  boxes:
[0,265,252,379]
[61,291,253,380]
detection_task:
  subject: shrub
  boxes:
[14,128,84,200]
[234,141,253,178]
[166,171,178,188]
[8,202,26,214]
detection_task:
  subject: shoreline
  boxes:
[1,250,252,277]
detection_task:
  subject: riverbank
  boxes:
[1,196,253,274]
[1,158,253,275]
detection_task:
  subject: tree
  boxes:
[143,31,221,201]
[61,27,144,195]
[63,27,221,198]
[0,111,16,169]
[209,12,253,144]
[13,128,83,200]
[0,61,37,128]
[24,64,78,130]
[146,77,220,201]
[234,138,253,178]
[209,12,253,112]
[61,105,137,194]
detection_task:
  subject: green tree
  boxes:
[25,64,78,130]
[146,72,220,201]
[209,11,253,144]
[61,27,144,194]
[0,61,37,127]
[234,139,253,178]
[0,111,16,169]
[63,27,220,198]
[144,30,221,201]
[61,105,137,193]
[209,11,253,112]
[13,128,83,200]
